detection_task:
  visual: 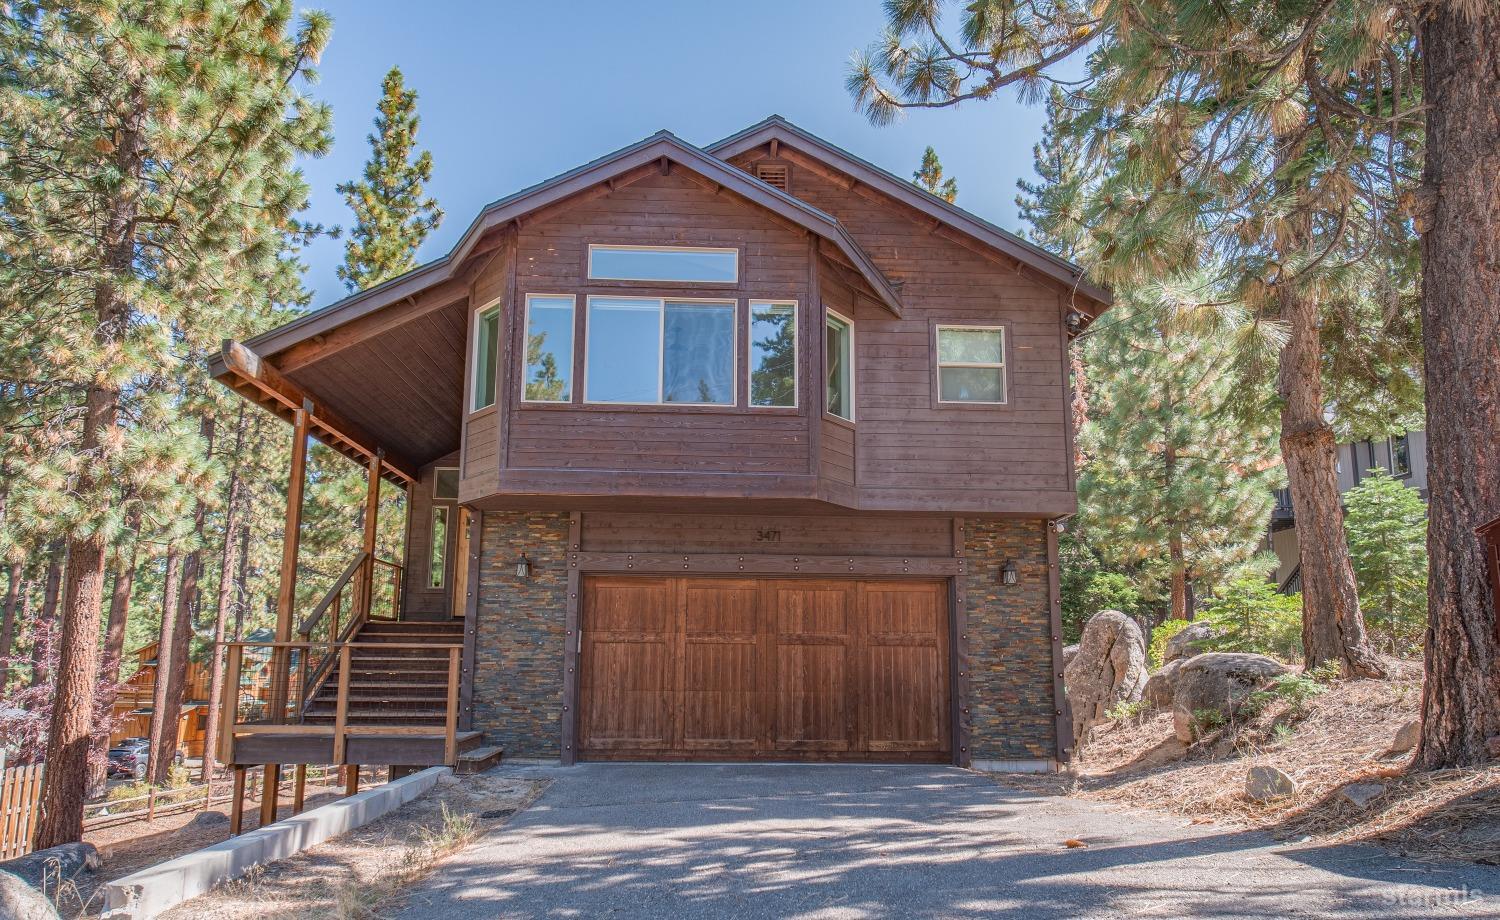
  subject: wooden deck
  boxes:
[230,727,485,767]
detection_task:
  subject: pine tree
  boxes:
[912,146,957,202]
[337,67,444,291]
[1344,470,1428,656]
[850,0,1425,679]
[1077,293,1282,622]
[0,0,332,846]
[1016,89,1091,263]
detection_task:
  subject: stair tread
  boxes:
[458,745,503,760]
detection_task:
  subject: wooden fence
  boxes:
[1,762,44,860]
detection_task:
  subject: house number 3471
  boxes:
[756,529,781,543]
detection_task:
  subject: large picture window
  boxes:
[936,325,1006,404]
[523,295,575,402]
[826,311,854,421]
[584,297,735,405]
[471,305,500,411]
[587,245,738,284]
[749,301,797,408]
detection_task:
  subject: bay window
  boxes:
[584,297,735,405]
[826,311,854,420]
[523,295,575,402]
[749,301,797,408]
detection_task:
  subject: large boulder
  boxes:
[0,843,98,892]
[1062,644,1080,670]
[0,870,59,920]
[1065,609,1149,745]
[1143,657,1184,710]
[1171,652,1290,742]
[1163,621,1218,664]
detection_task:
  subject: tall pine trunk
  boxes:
[0,562,20,686]
[29,544,64,688]
[36,76,144,849]
[202,408,247,781]
[88,514,142,795]
[147,547,184,785]
[1416,0,1500,768]
[1277,287,1387,678]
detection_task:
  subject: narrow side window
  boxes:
[523,295,575,402]
[429,506,449,589]
[472,305,500,411]
[825,312,854,421]
[750,301,797,408]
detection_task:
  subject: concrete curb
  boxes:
[102,766,451,919]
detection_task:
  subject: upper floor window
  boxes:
[587,245,738,284]
[826,311,854,421]
[524,295,575,402]
[584,297,735,405]
[471,305,500,411]
[433,467,459,500]
[1390,433,1412,477]
[749,301,796,408]
[936,325,1006,404]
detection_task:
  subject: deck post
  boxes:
[229,767,246,836]
[344,765,359,797]
[358,452,383,620]
[264,404,309,812]
[444,647,461,765]
[292,764,307,815]
[259,764,280,828]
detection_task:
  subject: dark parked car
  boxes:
[106,738,184,779]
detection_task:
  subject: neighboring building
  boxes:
[207,116,1110,780]
[1269,429,1427,591]
[110,641,212,757]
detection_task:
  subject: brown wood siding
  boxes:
[501,169,814,482]
[736,147,1074,513]
[577,574,949,761]
[821,418,855,485]
[579,512,955,557]
[402,454,460,618]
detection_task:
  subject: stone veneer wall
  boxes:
[963,519,1059,762]
[470,511,570,758]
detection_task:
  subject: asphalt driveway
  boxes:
[396,763,1498,919]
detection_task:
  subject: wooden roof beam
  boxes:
[218,340,419,486]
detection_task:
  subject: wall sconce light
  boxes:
[515,553,532,579]
[1000,560,1019,586]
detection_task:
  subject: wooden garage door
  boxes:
[578,576,950,761]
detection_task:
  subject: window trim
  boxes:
[429,505,449,590]
[824,308,855,422]
[519,293,577,404]
[934,323,1008,407]
[581,295,739,407]
[469,301,502,413]
[432,466,460,501]
[747,299,798,410]
[586,244,740,284]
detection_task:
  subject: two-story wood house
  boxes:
[208,117,1109,802]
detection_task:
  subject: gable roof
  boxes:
[707,115,1111,312]
[224,130,904,364]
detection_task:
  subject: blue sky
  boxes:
[296,0,1052,305]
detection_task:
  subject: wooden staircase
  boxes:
[303,620,465,727]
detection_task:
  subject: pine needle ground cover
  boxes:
[1006,661,1500,865]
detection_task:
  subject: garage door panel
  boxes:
[772,644,851,750]
[581,638,674,748]
[865,645,947,750]
[682,580,761,748]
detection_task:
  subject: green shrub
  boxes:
[1105,699,1149,722]
[1198,576,1303,661]
[1061,570,1143,642]
[1243,672,1327,719]
[1148,618,1193,670]
[1191,707,1226,733]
